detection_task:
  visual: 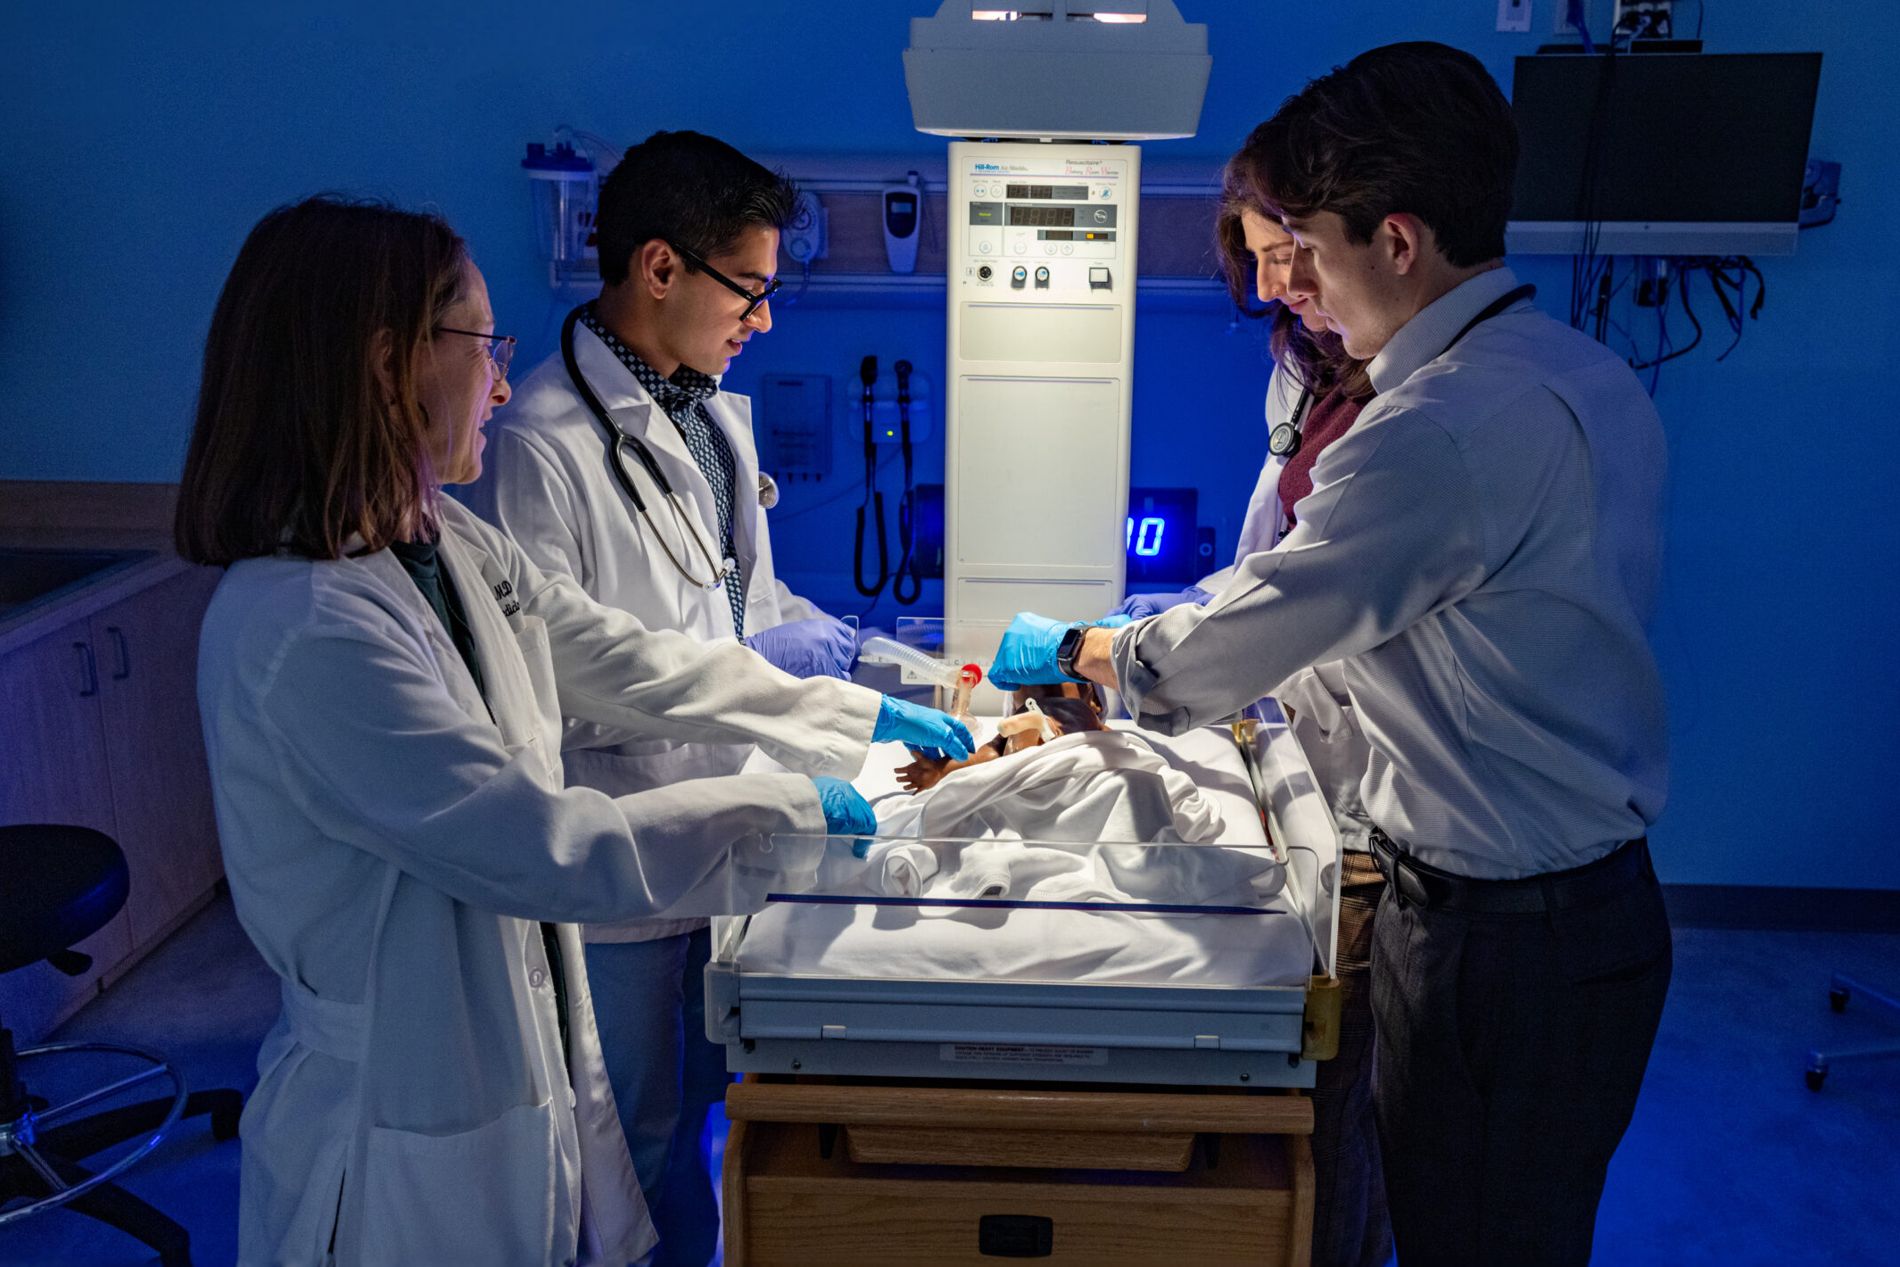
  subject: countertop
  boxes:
[0,481,199,657]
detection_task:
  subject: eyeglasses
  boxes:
[669,242,780,322]
[437,327,517,378]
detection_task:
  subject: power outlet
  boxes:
[1613,0,1675,39]
[1497,0,1533,33]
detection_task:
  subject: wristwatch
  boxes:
[1054,623,1088,681]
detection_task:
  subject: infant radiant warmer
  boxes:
[706,708,1344,1088]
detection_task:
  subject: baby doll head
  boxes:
[996,682,1107,752]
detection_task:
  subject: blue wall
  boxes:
[4,1,1895,890]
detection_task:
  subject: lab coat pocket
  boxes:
[360,1098,560,1264]
[1548,873,1671,986]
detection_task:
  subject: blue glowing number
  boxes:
[1136,517,1165,557]
[1125,516,1165,558]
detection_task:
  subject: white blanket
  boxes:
[738,727,1309,988]
[874,729,1227,846]
[861,729,1278,906]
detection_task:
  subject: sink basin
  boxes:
[0,547,158,618]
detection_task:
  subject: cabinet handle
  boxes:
[106,626,131,680]
[73,641,99,697]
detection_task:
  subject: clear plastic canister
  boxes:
[522,142,596,268]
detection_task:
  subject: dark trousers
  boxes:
[585,928,728,1267]
[1309,851,1394,1267]
[1370,854,1671,1266]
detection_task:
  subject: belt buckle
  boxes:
[1371,830,1433,910]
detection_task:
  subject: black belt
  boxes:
[1367,828,1653,916]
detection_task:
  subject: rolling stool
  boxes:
[0,824,242,1266]
[1806,972,1900,1090]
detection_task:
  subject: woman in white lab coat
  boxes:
[173,196,970,1266]
[1111,173,1388,1267]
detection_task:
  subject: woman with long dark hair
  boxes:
[178,195,969,1264]
[1112,147,1389,1267]
[1218,141,1391,1267]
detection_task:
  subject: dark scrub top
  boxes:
[390,536,569,1061]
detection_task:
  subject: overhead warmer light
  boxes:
[905,0,1209,141]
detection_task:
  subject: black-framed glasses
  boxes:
[670,242,780,321]
[437,327,517,378]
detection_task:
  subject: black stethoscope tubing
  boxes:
[560,306,732,590]
[891,359,921,606]
[1266,283,1536,463]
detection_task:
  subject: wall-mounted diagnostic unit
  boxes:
[883,175,922,274]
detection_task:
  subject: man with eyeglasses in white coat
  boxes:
[465,130,862,1266]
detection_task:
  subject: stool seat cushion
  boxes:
[0,825,128,974]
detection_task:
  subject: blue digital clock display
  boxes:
[1124,487,1199,584]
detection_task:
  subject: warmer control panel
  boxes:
[957,153,1134,299]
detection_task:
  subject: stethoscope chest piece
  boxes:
[1270,387,1314,460]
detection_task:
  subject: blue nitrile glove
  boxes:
[1109,586,1212,622]
[987,612,1080,690]
[1093,614,1135,629]
[872,696,975,761]
[811,776,876,836]
[744,616,858,680]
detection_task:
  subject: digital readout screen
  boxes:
[1007,204,1076,227]
[1006,184,1088,200]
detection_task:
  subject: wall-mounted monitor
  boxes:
[1505,52,1822,257]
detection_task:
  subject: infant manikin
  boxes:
[895,682,1107,794]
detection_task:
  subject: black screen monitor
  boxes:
[1506,52,1821,256]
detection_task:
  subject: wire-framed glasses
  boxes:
[669,242,781,321]
[437,327,518,378]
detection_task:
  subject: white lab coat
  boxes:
[198,497,880,1266]
[1201,366,1374,851]
[464,322,821,941]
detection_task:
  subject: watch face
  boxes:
[1058,623,1086,674]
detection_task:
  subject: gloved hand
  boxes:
[745,617,857,680]
[1109,586,1212,622]
[810,776,876,836]
[872,696,975,761]
[987,612,1080,690]
[1092,614,1135,629]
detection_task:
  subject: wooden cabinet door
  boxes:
[91,565,225,951]
[0,617,132,1042]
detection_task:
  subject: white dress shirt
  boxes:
[1114,268,1668,879]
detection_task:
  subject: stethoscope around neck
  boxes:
[1267,282,1537,460]
[561,306,734,591]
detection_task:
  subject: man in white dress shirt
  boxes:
[991,42,1672,1266]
